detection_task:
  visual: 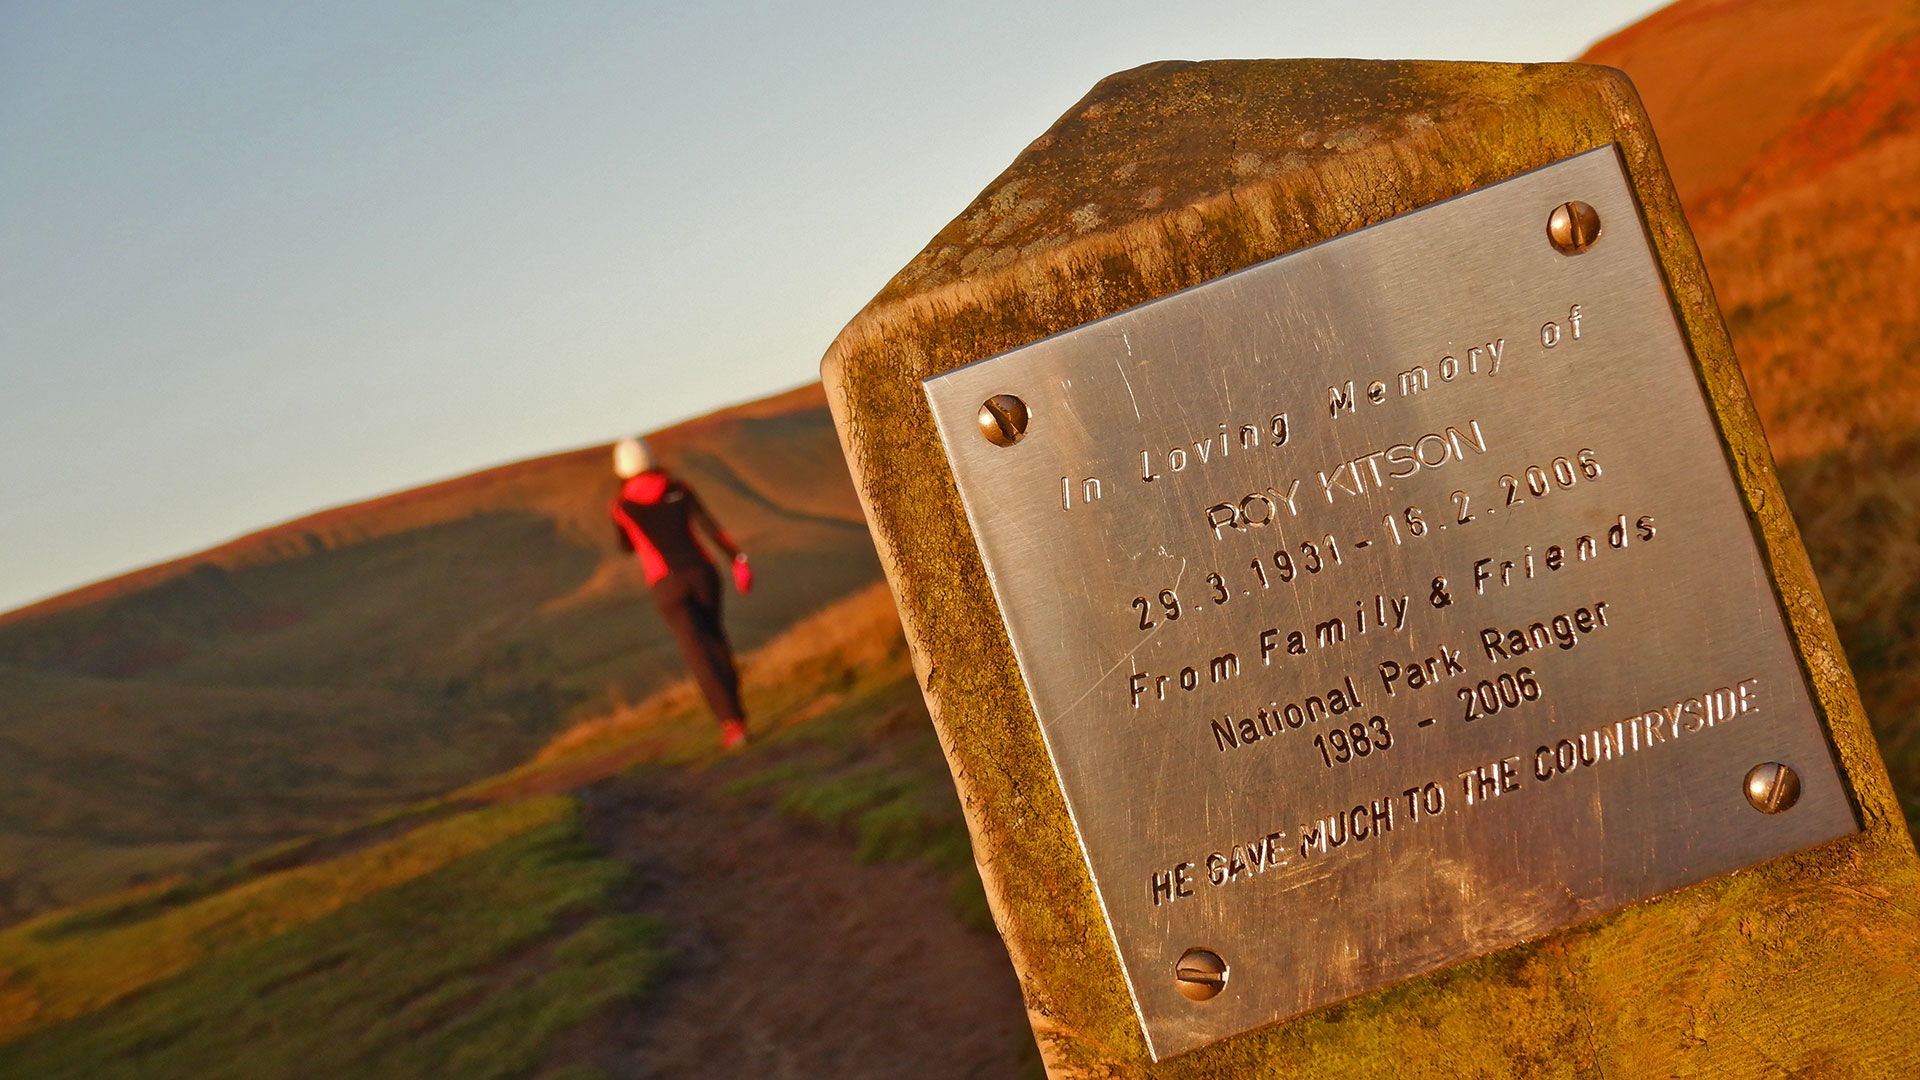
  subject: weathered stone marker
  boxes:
[822,61,1920,1076]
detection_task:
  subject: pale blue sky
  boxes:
[0,1,1665,612]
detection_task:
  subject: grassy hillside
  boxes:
[0,798,664,1080]
[0,584,1033,1079]
[1579,0,1906,207]
[0,384,881,922]
[1586,0,1920,829]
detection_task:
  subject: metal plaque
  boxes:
[923,147,1857,1060]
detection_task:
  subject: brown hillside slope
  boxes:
[0,383,851,628]
[1582,0,1905,207]
[0,384,880,922]
[0,582,1035,1078]
[1587,0,1920,826]
[1584,0,1920,460]
[1690,23,1920,462]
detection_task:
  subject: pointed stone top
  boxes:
[872,59,1608,305]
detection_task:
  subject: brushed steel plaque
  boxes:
[923,147,1857,1060]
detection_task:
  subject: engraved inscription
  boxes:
[922,148,1857,1060]
[1140,414,1292,484]
[1160,672,1763,900]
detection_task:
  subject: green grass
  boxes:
[0,801,660,1080]
[0,797,570,1043]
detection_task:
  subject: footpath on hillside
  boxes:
[0,584,1038,1079]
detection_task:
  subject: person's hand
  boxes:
[731,553,753,594]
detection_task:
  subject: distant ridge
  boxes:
[0,382,835,628]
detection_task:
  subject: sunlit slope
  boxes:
[1582,0,1906,207]
[0,585,1029,1079]
[1586,0,1920,827]
[1584,0,1920,460]
[0,384,880,921]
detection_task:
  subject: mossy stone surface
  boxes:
[823,59,1920,1078]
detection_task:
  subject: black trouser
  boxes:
[650,563,743,722]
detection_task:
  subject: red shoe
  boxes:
[720,720,748,752]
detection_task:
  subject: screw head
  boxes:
[1547,200,1602,255]
[1744,762,1802,814]
[977,394,1030,446]
[1174,947,1228,1001]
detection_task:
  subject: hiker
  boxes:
[608,435,754,751]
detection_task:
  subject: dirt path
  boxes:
[576,764,1035,1079]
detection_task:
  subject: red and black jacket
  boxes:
[609,471,736,585]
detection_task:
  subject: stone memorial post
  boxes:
[822,61,1920,1076]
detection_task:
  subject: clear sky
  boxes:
[0,0,1667,613]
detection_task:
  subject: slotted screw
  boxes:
[1745,762,1802,814]
[977,394,1030,446]
[1175,947,1228,1001]
[1548,200,1602,255]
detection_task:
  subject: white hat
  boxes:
[612,436,654,478]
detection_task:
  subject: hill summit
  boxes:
[0,384,880,921]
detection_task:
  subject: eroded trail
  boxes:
[574,764,1033,1079]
